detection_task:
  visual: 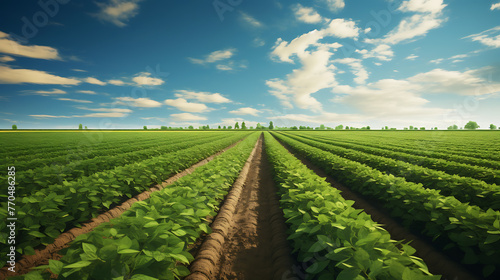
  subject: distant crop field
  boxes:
[1,131,499,279]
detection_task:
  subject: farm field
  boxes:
[0,130,499,280]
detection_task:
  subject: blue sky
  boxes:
[0,0,499,129]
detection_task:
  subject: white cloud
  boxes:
[463,26,500,48]
[0,65,80,85]
[132,72,165,86]
[108,79,126,85]
[164,98,210,113]
[430,58,444,64]
[399,0,447,14]
[0,55,14,62]
[253,37,265,47]
[171,113,207,121]
[294,4,324,24]
[77,90,97,94]
[374,62,382,66]
[94,0,142,27]
[72,69,87,72]
[0,31,61,60]
[57,98,93,103]
[84,77,107,86]
[77,107,132,113]
[216,64,233,71]
[324,0,345,11]
[229,107,262,116]
[174,90,232,103]
[26,88,67,96]
[334,58,369,84]
[356,44,394,61]
[240,12,263,27]
[406,54,419,60]
[324,18,360,38]
[188,48,236,65]
[30,114,71,119]
[492,3,500,10]
[115,97,162,107]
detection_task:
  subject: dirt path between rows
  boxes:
[0,139,245,280]
[187,135,297,280]
[275,135,479,280]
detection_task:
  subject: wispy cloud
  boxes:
[463,26,500,48]
[164,98,211,113]
[0,55,15,62]
[115,97,162,107]
[77,107,132,113]
[174,90,232,103]
[491,2,500,10]
[94,0,142,27]
[406,54,419,60]
[108,79,126,86]
[77,90,97,94]
[72,69,87,72]
[57,98,93,103]
[188,48,236,65]
[132,72,165,86]
[229,107,262,116]
[171,113,207,121]
[0,65,80,85]
[84,77,107,86]
[0,31,61,60]
[239,12,263,27]
[24,88,67,96]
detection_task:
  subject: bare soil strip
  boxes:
[187,136,297,280]
[275,136,479,280]
[0,139,245,279]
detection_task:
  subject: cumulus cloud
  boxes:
[132,72,165,86]
[463,26,500,48]
[356,44,394,61]
[94,0,142,27]
[57,98,93,103]
[324,0,345,11]
[229,107,262,116]
[334,58,369,84]
[108,79,126,85]
[492,3,500,10]
[294,4,324,24]
[84,77,107,86]
[0,31,61,60]
[324,18,360,38]
[164,98,211,113]
[174,90,232,103]
[115,97,162,107]
[188,48,236,65]
[0,65,80,85]
[171,113,207,121]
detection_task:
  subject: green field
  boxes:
[1,131,499,280]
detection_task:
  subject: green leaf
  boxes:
[83,243,97,255]
[49,259,64,275]
[144,221,159,228]
[337,267,362,280]
[64,260,92,269]
[131,274,159,280]
[28,231,46,238]
[118,249,140,254]
[305,259,330,274]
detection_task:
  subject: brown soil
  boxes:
[0,139,244,280]
[275,136,480,280]
[186,135,297,280]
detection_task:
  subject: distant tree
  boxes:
[490,124,497,130]
[420,127,425,130]
[143,126,148,130]
[188,125,194,130]
[85,126,88,130]
[218,125,221,129]
[256,123,262,130]
[235,122,240,129]
[345,126,350,130]
[161,126,167,130]
[11,124,17,130]
[79,124,83,130]
[319,124,325,130]
[291,126,298,130]
[390,128,397,130]
[447,124,458,130]
[464,121,479,130]
[409,126,414,130]
[335,125,343,130]
[250,126,254,129]
[434,127,438,130]
[241,122,247,129]
[404,127,408,130]
[385,126,389,130]
[223,126,227,129]
[366,126,370,130]
[269,121,274,130]
[228,126,232,129]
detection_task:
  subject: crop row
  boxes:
[272,132,500,278]
[300,133,500,169]
[12,132,261,280]
[282,132,500,211]
[0,132,250,265]
[5,134,228,198]
[288,133,500,185]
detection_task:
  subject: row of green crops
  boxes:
[287,132,500,185]
[0,132,251,265]
[264,133,438,279]
[8,133,229,197]
[281,132,500,211]
[296,132,500,169]
[272,132,500,278]
[12,132,261,280]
